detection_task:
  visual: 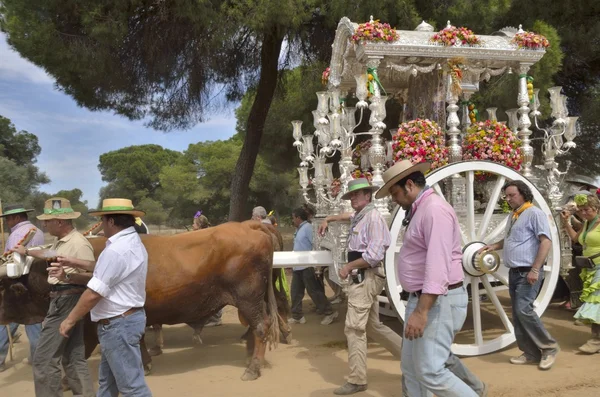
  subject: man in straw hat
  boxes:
[12,197,95,396]
[0,203,44,372]
[58,198,151,396]
[318,178,403,395]
[375,160,485,397]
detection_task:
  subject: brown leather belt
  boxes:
[98,307,144,325]
[410,281,464,297]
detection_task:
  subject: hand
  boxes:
[318,220,328,236]
[47,263,67,282]
[13,244,27,255]
[404,310,428,340]
[339,265,350,280]
[560,211,571,223]
[527,270,539,285]
[59,318,76,338]
[57,256,76,268]
[477,245,495,254]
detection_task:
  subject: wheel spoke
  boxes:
[478,176,506,240]
[470,276,484,346]
[483,217,509,244]
[432,183,446,201]
[466,171,476,241]
[481,277,513,333]
[433,182,469,244]
[490,271,509,287]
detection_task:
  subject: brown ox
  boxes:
[0,221,290,381]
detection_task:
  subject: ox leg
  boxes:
[148,325,163,356]
[239,309,271,381]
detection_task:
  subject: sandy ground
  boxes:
[2,297,600,397]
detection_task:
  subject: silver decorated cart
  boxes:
[274,17,580,356]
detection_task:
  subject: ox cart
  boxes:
[273,17,582,357]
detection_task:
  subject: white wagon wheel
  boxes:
[384,160,561,356]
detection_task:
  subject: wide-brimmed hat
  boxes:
[88,198,145,217]
[341,178,379,200]
[375,160,431,199]
[37,197,81,220]
[0,204,34,218]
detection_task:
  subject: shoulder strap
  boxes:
[588,252,600,260]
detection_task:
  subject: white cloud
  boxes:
[0,33,54,85]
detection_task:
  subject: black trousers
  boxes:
[291,267,333,319]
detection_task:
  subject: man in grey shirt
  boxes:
[481,180,559,370]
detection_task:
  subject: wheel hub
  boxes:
[462,241,501,277]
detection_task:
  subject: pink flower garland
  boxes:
[511,31,550,49]
[462,120,522,174]
[431,25,480,46]
[351,20,399,44]
[392,119,449,169]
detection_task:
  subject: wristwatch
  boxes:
[65,273,72,282]
[25,248,29,256]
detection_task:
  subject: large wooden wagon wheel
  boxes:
[384,160,561,356]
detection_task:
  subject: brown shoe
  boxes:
[578,338,600,354]
[334,383,367,395]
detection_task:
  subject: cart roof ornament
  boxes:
[328,17,545,91]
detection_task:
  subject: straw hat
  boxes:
[88,198,145,217]
[341,178,379,200]
[375,160,431,199]
[0,204,34,218]
[37,197,81,220]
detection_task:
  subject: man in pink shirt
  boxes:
[376,160,485,397]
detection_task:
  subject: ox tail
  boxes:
[266,258,280,350]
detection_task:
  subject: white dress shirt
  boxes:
[87,226,148,322]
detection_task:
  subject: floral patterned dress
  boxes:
[574,221,600,324]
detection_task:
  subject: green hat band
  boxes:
[101,206,135,211]
[349,182,371,191]
[44,207,74,215]
[3,208,29,215]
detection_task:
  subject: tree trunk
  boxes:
[228,27,284,221]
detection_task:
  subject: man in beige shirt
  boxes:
[14,197,95,397]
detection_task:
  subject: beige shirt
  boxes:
[48,229,95,285]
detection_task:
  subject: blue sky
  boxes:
[0,33,237,207]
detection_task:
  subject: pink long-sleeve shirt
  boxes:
[397,189,464,294]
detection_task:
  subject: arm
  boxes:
[406,208,453,340]
[59,289,102,337]
[532,236,552,271]
[479,239,504,253]
[57,256,96,272]
[560,211,582,243]
[13,245,48,259]
[527,212,554,285]
[318,212,353,236]
[47,264,93,285]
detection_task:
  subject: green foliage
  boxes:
[159,137,298,224]
[137,197,167,229]
[0,115,49,206]
[97,144,182,205]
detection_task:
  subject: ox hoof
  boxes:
[144,364,152,376]
[148,346,163,356]
[241,369,260,381]
[192,334,203,345]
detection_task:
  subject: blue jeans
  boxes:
[0,322,42,366]
[97,309,152,397]
[401,287,479,397]
[509,270,558,360]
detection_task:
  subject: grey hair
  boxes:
[252,206,267,219]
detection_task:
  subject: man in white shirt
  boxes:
[59,198,151,397]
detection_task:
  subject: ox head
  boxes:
[0,257,51,324]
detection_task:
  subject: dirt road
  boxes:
[1,298,599,396]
